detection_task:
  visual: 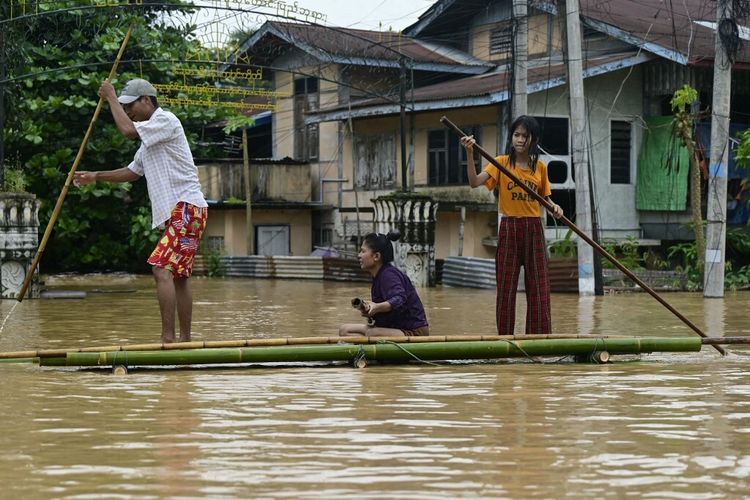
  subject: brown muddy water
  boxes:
[1,274,750,498]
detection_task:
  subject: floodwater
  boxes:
[1,275,750,499]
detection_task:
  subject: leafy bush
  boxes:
[666,242,701,290]
[601,236,644,270]
[725,263,750,290]
[200,245,226,278]
[548,229,576,258]
[3,168,28,193]
[3,3,236,272]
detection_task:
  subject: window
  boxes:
[354,134,396,190]
[490,23,513,56]
[205,236,225,253]
[532,116,574,226]
[294,77,319,161]
[533,116,573,189]
[535,116,569,155]
[256,225,290,256]
[610,120,632,184]
[427,127,481,186]
[319,226,333,247]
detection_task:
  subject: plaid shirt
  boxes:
[127,108,207,228]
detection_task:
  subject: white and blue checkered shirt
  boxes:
[127,107,207,228]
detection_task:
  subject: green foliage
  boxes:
[3,168,28,193]
[2,2,234,271]
[128,206,161,270]
[670,85,698,113]
[664,235,750,290]
[735,129,750,172]
[670,85,699,150]
[726,227,750,256]
[601,236,644,270]
[200,245,226,278]
[225,196,245,205]
[222,114,256,135]
[666,242,701,290]
[548,229,577,258]
[643,250,669,270]
[725,263,750,290]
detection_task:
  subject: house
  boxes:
[209,0,750,262]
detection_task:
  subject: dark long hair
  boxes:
[507,115,541,174]
[362,230,401,264]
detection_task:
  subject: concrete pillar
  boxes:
[0,193,40,299]
[373,193,438,287]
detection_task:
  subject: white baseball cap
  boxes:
[117,78,157,104]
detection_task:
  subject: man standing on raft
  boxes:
[75,78,208,343]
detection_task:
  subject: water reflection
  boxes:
[0,276,748,497]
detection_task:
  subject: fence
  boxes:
[193,255,370,282]
[602,268,688,290]
[194,255,686,291]
[442,256,579,292]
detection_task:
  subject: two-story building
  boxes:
[205,0,750,260]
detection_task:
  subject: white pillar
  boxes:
[704,0,732,297]
[564,0,595,295]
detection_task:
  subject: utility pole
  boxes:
[242,128,254,255]
[512,0,528,118]
[399,57,408,192]
[704,0,732,297]
[0,29,6,188]
[564,0,595,295]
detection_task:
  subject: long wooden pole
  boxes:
[16,24,134,302]
[440,116,725,355]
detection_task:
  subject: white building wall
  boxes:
[528,66,645,239]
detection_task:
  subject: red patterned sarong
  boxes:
[495,216,551,335]
[147,202,207,278]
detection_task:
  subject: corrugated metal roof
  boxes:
[308,52,654,122]
[234,21,493,72]
[580,0,750,65]
[407,0,750,66]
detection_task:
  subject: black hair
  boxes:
[362,230,401,264]
[507,115,541,174]
[147,95,159,108]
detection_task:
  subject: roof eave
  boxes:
[225,22,493,74]
[305,52,653,124]
[582,17,688,65]
[403,0,457,37]
[323,56,493,74]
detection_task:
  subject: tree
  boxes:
[671,85,705,280]
[2,2,235,271]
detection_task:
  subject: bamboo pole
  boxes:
[0,334,638,360]
[4,334,747,362]
[439,116,726,356]
[46,337,703,367]
[0,357,38,364]
[17,24,135,302]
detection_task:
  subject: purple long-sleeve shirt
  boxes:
[371,265,428,330]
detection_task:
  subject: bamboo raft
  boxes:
[0,334,744,371]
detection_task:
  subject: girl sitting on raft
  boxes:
[339,231,429,337]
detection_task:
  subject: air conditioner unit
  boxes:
[541,154,575,190]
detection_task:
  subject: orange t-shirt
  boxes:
[483,156,551,217]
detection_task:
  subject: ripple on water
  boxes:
[1,277,750,498]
